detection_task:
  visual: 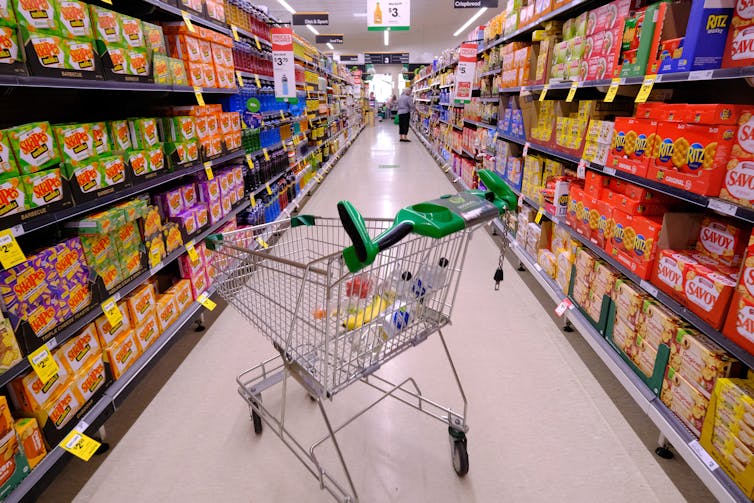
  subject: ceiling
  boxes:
[259,0,498,63]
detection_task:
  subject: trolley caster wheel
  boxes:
[655,446,674,459]
[449,429,469,477]
[250,407,263,435]
[562,321,574,333]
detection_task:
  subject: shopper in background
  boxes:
[386,94,397,121]
[397,87,414,142]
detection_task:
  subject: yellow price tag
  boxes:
[193,86,205,106]
[197,292,216,311]
[236,71,244,87]
[28,344,59,385]
[241,120,247,129]
[204,161,214,180]
[538,85,548,102]
[493,131,498,143]
[282,142,289,152]
[60,430,101,462]
[101,297,123,329]
[535,208,544,224]
[254,34,261,50]
[0,230,26,269]
[149,246,161,268]
[635,74,657,103]
[256,237,269,249]
[186,240,200,265]
[181,11,195,33]
[230,25,240,42]
[266,183,272,195]
[255,74,261,88]
[604,78,621,103]
[263,148,270,161]
[280,110,285,120]
[245,154,254,169]
[101,0,112,4]
[250,194,256,207]
[566,81,578,102]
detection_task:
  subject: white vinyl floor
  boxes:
[40,122,713,502]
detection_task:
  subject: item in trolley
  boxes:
[345,274,372,299]
[14,417,45,469]
[343,291,395,331]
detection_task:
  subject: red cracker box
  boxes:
[606,118,659,177]
[649,121,736,196]
[720,108,754,207]
[636,103,689,122]
[653,249,700,301]
[584,171,608,198]
[723,289,754,355]
[610,209,663,280]
[683,104,742,126]
[683,263,737,328]
[594,197,614,250]
[604,190,668,216]
[723,0,754,68]
[695,216,750,267]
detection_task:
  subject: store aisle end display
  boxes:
[410,0,754,499]
[0,0,364,500]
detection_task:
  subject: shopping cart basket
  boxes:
[205,169,517,502]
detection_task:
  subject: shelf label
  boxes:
[523,142,530,157]
[689,70,713,81]
[256,237,269,249]
[565,81,579,102]
[193,86,205,106]
[250,194,256,207]
[186,240,200,265]
[280,110,285,121]
[101,297,123,329]
[604,78,621,103]
[254,34,262,50]
[204,161,214,180]
[708,198,738,216]
[181,11,195,33]
[538,85,548,102]
[231,25,240,42]
[101,0,112,4]
[0,230,26,269]
[60,430,101,462]
[577,159,588,179]
[635,75,657,103]
[518,194,524,206]
[555,298,573,317]
[266,183,272,195]
[263,148,270,161]
[197,292,217,311]
[688,440,719,471]
[9,224,23,237]
[535,208,544,224]
[639,279,659,297]
[603,166,616,176]
[492,131,498,143]
[28,344,59,385]
[236,71,244,87]
[255,74,261,88]
[148,246,161,269]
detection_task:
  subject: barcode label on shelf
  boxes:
[193,87,205,106]
[603,167,616,176]
[204,161,214,180]
[635,75,657,103]
[10,224,23,237]
[689,70,713,81]
[555,298,573,316]
[197,292,217,311]
[565,81,578,102]
[181,11,195,32]
[639,280,659,297]
[688,440,719,471]
[535,208,544,224]
[538,85,548,102]
[708,198,738,216]
[604,78,621,103]
[230,25,240,42]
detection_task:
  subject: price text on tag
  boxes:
[535,208,544,224]
[604,78,621,103]
[181,11,195,32]
[149,247,161,268]
[635,75,657,103]
[708,198,738,216]
[538,85,548,102]
[0,230,26,269]
[204,161,214,180]
[193,86,205,106]
[565,81,578,102]
[28,344,59,385]
[639,279,659,297]
[197,292,217,311]
[603,166,616,176]
[60,430,101,462]
[230,25,240,42]
[186,241,199,264]
[249,194,256,207]
[101,297,123,329]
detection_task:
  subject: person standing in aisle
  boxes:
[386,93,397,121]
[397,87,414,142]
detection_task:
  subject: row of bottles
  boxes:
[232,45,274,78]
[243,145,289,189]
[239,174,300,227]
[225,0,271,41]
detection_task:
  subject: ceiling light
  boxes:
[275,0,296,14]
[353,12,367,17]
[453,7,487,37]
[327,43,334,50]
[307,25,320,35]
[384,29,389,46]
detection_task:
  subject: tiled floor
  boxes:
[40,122,712,502]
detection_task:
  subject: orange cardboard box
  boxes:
[166,279,192,313]
[55,323,101,375]
[133,313,160,352]
[594,197,614,250]
[684,104,742,126]
[94,300,131,348]
[74,356,107,403]
[14,418,45,469]
[720,108,754,208]
[604,190,667,216]
[683,263,737,329]
[610,210,662,279]
[0,397,12,439]
[33,386,84,433]
[695,217,750,267]
[104,330,141,380]
[155,294,179,333]
[8,367,70,414]
[606,118,659,177]
[127,283,157,328]
[566,185,582,230]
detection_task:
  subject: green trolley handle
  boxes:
[339,169,518,273]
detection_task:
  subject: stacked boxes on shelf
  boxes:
[163,23,235,89]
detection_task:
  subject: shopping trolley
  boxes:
[205,169,517,503]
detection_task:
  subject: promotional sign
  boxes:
[316,34,344,44]
[453,0,498,6]
[292,12,329,25]
[454,42,477,102]
[340,54,360,63]
[271,27,296,99]
[367,0,410,31]
[364,52,410,64]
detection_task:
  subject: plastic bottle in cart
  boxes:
[411,257,450,301]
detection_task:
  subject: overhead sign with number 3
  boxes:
[367,0,410,30]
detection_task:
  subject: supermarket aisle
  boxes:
[44,122,711,502]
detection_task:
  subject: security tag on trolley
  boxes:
[245,154,254,169]
[60,430,100,461]
[204,161,214,180]
[522,142,530,157]
[101,297,123,329]
[555,298,574,317]
[535,208,544,224]
[186,240,200,265]
[0,229,26,269]
[197,292,216,311]
[28,344,59,385]
[577,159,588,179]
[193,87,204,106]
[256,237,269,249]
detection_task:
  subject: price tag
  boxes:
[101,0,112,4]
[250,194,256,207]
[236,71,244,87]
[256,237,269,249]
[639,279,659,297]
[0,230,26,269]
[280,111,285,121]
[245,154,254,170]
[518,194,524,206]
[688,440,719,471]
[535,208,544,224]
[555,298,573,317]
[565,81,579,102]
[230,25,240,42]
[523,142,530,157]
[603,166,616,176]
[538,85,548,102]
[708,198,738,216]
[204,161,214,180]
[149,246,161,268]
[186,240,200,265]
[492,131,498,143]
[101,297,123,329]
[577,158,588,179]
[255,74,261,88]
[603,78,621,103]
[28,344,59,385]
[181,11,195,33]
[689,70,714,81]
[197,292,216,311]
[265,183,272,195]
[635,74,657,103]
[263,148,270,161]
[193,86,205,106]
[443,165,450,173]
[60,430,101,461]
[254,34,261,50]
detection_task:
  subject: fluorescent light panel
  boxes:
[327,42,334,50]
[307,25,320,35]
[453,7,487,37]
[276,0,296,14]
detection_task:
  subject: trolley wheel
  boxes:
[250,408,263,435]
[449,429,469,477]
[655,446,674,459]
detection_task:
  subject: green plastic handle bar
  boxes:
[477,169,518,213]
[338,201,380,271]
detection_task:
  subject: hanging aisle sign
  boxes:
[454,42,477,103]
[367,0,410,31]
[292,12,329,25]
[316,34,344,44]
[271,27,296,99]
[453,0,498,6]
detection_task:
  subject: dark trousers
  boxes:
[398,113,409,135]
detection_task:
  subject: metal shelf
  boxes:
[0,74,237,94]
[463,119,497,130]
[480,68,501,78]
